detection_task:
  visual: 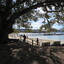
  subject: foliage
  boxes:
[0,0,64,43]
[13,28,19,33]
[25,29,33,33]
[61,28,64,32]
[46,28,58,33]
[1,0,64,29]
[40,12,64,31]
[16,18,32,29]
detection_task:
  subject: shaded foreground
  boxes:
[0,40,64,64]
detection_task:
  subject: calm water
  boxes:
[28,35,64,41]
[18,33,64,44]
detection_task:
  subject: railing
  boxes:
[19,35,40,46]
[9,33,62,46]
[19,35,62,46]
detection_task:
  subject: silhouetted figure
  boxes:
[20,35,22,36]
[23,34,26,42]
[32,40,33,45]
[36,38,39,46]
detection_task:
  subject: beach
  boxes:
[0,33,63,64]
[9,33,64,46]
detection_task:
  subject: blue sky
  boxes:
[13,7,63,29]
[30,18,43,29]
[31,19,63,29]
[13,19,63,30]
[31,8,63,29]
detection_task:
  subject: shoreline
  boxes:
[28,37,55,45]
[28,37,64,45]
[9,33,64,45]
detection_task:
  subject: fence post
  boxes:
[36,38,39,46]
[32,40,33,45]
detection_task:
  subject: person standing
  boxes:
[23,34,26,42]
[36,38,39,46]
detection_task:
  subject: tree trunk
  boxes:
[0,25,13,44]
[0,0,14,44]
[0,32,8,44]
[0,18,13,44]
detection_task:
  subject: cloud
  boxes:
[31,19,43,29]
[31,20,62,29]
[52,23,62,29]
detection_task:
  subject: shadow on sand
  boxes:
[0,39,64,64]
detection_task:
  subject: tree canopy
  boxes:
[0,0,64,43]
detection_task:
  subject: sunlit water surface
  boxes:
[18,33,64,44]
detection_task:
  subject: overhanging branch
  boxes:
[7,2,45,22]
[47,11,64,12]
[12,0,29,8]
[7,1,64,23]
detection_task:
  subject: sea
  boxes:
[18,33,64,44]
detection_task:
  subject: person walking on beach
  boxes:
[36,38,39,46]
[23,34,26,42]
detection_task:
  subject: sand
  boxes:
[9,33,64,46]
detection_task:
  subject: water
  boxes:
[28,35,64,41]
[18,33,64,44]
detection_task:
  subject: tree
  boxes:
[0,0,64,44]
[40,11,64,31]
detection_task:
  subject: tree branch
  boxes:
[7,1,64,23]
[47,10,64,12]
[7,2,45,22]
[11,0,64,8]
[12,0,29,8]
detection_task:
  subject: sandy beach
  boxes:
[9,33,64,46]
[9,33,58,46]
[27,37,55,46]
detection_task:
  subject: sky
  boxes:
[13,6,63,30]
[13,18,63,30]
[31,19,63,29]
[30,8,63,29]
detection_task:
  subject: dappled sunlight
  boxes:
[0,0,64,64]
